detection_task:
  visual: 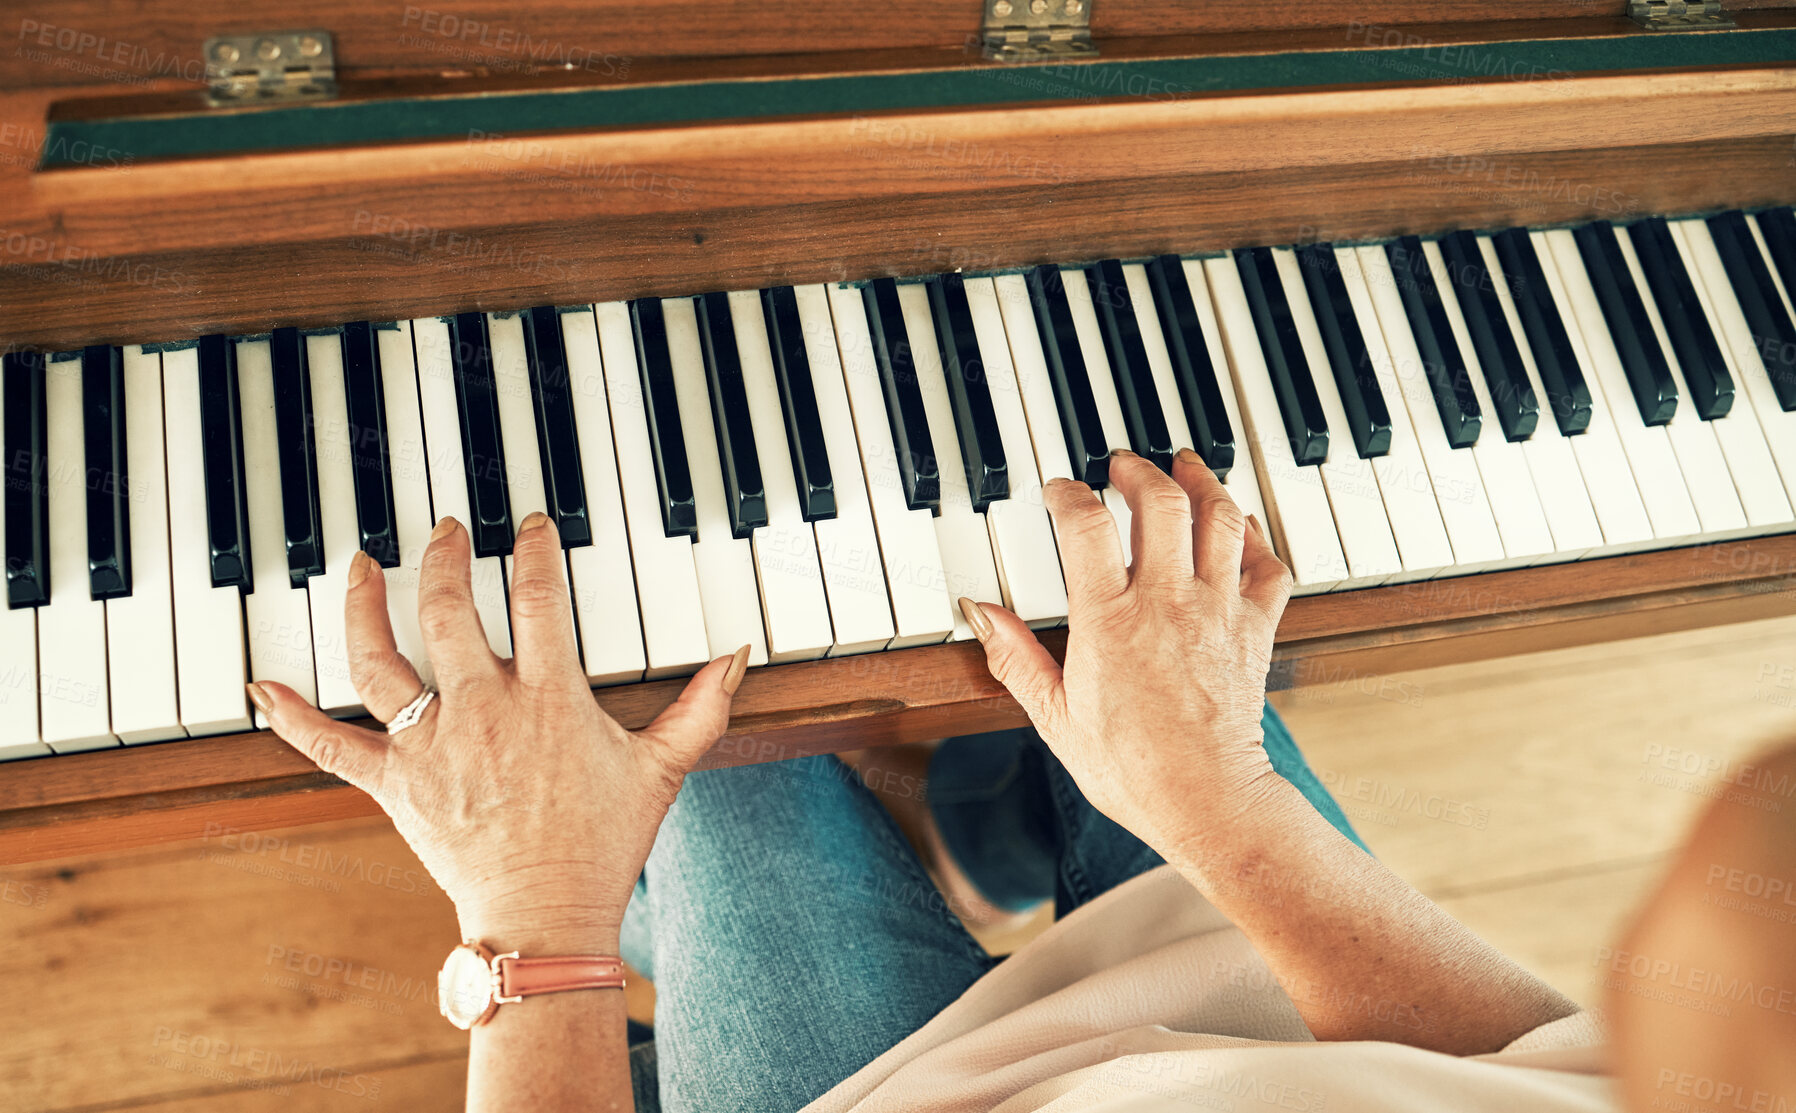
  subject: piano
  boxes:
[4,0,1796,862]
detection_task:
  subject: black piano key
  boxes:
[522,307,592,548]
[1439,231,1539,442]
[1708,212,1796,412]
[1572,222,1678,426]
[1085,260,1175,472]
[3,351,49,608]
[448,312,513,559]
[81,345,131,600]
[761,287,836,521]
[1235,247,1330,465]
[1294,245,1394,458]
[1384,237,1482,448]
[341,322,400,567]
[696,293,769,538]
[1757,208,1796,323]
[1627,218,1733,420]
[270,327,325,585]
[1025,265,1109,487]
[629,298,698,540]
[1491,228,1593,436]
[1144,255,1235,479]
[863,279,941,510]
[196,334,253,591]
[926,273,1009,510]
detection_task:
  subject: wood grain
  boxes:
[3,62,1795,349]
[10,1,1793,91]
[4,536,1796,863]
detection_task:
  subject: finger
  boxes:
[1238,513,1295,618]
[1107,450,1195,589]
[637,644,749,770]
[1170,448,1248,589]
[416,517,503,687]
[1042,478,1128,613]
[507,512,581,687]
[960,598,1067,734]
[252,680,390,794]
[344,551,427,721]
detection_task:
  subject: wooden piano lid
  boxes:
[4,0,1796,351]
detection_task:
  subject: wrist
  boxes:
[457,909,624,956]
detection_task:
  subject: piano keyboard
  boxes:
[5,209,1796,760]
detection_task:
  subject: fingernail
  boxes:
[246,682,274,715]
[958,597,994,642]
[348,549,373,589]
[1109,448,1136,458]
[721,644,751,695]
[1247,513,1264,538]
[1175,447,1202,466]
[430,517,460,542]
[517,510,551,534]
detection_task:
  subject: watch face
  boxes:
[439,946,495,1029]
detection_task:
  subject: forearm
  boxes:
[1162,769,1579,1055]
[466,922,634,1112]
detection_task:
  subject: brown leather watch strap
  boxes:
[494,955,627,1002]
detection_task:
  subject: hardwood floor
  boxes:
[6,614,1793,1110]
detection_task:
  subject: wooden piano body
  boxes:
[4,0,1795,864]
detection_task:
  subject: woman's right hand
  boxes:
[962,448,1293,856]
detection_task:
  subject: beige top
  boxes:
[803,865,1615,1113]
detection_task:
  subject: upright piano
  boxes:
[4,0,1796,862]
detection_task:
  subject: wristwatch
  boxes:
[437,939,627,1029]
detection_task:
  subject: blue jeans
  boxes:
[620,703,1363,1113]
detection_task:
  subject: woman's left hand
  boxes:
[252,511,748,951]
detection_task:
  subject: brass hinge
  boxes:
[1627,1,1736,31]
[982,0,1095,61]
[205,31,337,106]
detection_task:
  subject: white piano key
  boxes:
[993,275,1076,486]
[410,317,514,657]
[1495,234,1654,554]
[793,285,895,656]
[1460,234,1604,560]
[1178,260,1272,535]
[160,345,252,736]
[235,339,319,729]
[1355,245,1507,571]
[559,308,648,685]
[1660,222,1793,532]
[39,354,115,752]
[897,283,1005,641]
[1330,249,1456,579]
[1609,226,1754,536]
[1202,256,1349,593]
[1275,247,1402,584]
[0,354,44,759]
[374,322,436,688]
[305,334,367,715]
[487,311,551,542]
[106,346,183,743]
[1422,240,1559,564]
[1542,230,1704,542]
[1673,218,1796,518]
[594,302,710,678]
[966,276,1067,628]
[728,289,834,661]
[662,297,769,665]
[826,284,956,647]
[1058,267,1136,566]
